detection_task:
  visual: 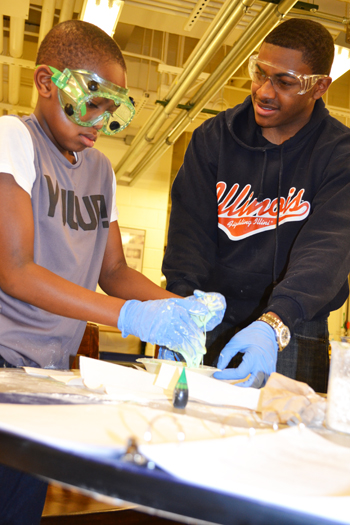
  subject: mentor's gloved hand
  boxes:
[186,290,226,332]
[118,298,207,366]
[213,321,278,388]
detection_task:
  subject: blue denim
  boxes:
[204,317,330,393]
[0,356,48,524]
[276,317,329,394]
[0,464,47,525]
[0,357,16,368]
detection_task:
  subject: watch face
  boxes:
[280,327,291,347]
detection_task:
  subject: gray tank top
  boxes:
[0,114,114,368]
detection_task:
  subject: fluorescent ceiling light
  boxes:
[331,31,350,82]
[80,0,124,37]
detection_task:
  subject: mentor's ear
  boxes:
[313,76,332,100]
[33,65,54,98]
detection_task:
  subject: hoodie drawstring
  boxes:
[272,145,284,286]
[257,150,267,201]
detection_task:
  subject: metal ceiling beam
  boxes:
[30,0,57,109]
[114,0,256,180]
[0,56,35,68]
[58,0,75,23]
[125,0,299,186]
[8,17,25,106]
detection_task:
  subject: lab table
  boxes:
[0,367,348,525]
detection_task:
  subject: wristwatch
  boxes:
[258,313,291,352]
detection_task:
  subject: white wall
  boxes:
[329,300,349,342]
[95,137,172,287]
[95,137,172,357]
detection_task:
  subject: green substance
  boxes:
[171,291,225,367]
[177,346,204,369]
[174,321,208,368]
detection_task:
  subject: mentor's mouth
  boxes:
[256,100,279,111]
[254,99,280,117]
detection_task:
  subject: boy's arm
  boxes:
[98,220,176,301]
[0,172,127,327]
[0,173,224,364]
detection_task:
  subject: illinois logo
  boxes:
[217,182,310,240]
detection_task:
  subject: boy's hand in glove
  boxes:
[118,298,208,366]
[186,290,226,331]
[157,291,226,365]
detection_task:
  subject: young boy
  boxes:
[0,20,224,523]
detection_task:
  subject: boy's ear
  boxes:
[313,76,332,100]
[34,65,54,98]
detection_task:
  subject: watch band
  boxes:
[258,313,291,352]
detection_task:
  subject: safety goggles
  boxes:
[48,66,135,135]
[248,55,327,96]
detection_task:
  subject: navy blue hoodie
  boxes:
[163,96,350,331]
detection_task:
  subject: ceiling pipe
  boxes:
[114,0,256,180]
[9,17,25,58]
[30,0,56,109]
[124,3,278,183]
[0,67,3,103]
[59,0,75,23]
[291,8,350,26]
[0,15,3,54]
[8,17,25,107]
[8,65,21,105]
[0,56,35,68]
[115,0,251,176]
[146,0,255,137]
[289,9,349,33]
[126,0,298,186]
[0,16,3,104]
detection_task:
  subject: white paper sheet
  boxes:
[0,402,255,458]
[140,426,350,523]
[79,356,168,401]
[79,357,260,410]
[155,362,260,410]
[23,367,83,386]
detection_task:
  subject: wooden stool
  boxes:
[71,322,99,369]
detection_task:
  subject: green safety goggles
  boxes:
[48,66,135,135]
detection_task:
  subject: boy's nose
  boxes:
[92,120,104,131]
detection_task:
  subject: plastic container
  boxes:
[326,341,350,434]
[136,358,218,377]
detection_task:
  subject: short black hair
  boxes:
[36,20,126,72]
[264,18,334,75]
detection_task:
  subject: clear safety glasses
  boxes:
[48,66,135,135]
[248,55,327,96]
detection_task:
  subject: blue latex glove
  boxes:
[158,291,226,364]
[186,290,226,332]
[118,298,207,366]
[213,321,278,388]
[158,347,186,362]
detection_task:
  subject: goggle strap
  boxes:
[48,67,71,90]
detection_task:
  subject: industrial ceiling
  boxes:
[1,0,350,183]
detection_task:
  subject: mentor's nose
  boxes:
[256,76,276,98]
